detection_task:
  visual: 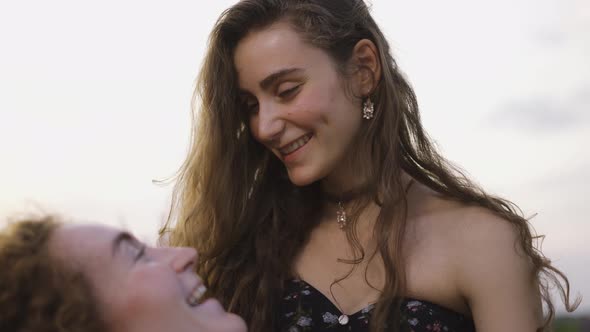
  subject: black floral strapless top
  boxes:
[277,279,476,332]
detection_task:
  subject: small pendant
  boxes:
[336,201,347,229]
[338,314,349,325]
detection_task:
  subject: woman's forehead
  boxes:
[234,22,329,89]
[49,223,121,265]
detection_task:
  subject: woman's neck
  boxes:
[320,165,370,197]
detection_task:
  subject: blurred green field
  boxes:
[553,316,590,332]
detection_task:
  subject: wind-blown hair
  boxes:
[0,216,105,332]
[160,0,579,331]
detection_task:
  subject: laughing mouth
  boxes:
[280,134,312,155]
[187,284,207,307]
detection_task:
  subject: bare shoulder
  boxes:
[406,184,543,331]
[443,204,523,255]
[405,183,516,246]
[406,183,527,263]
[408,191,530,286]
[449,206,543,331]
[434,204,531,283]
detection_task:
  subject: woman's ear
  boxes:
[351,39,381,96]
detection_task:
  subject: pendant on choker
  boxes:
[336,201,347,229]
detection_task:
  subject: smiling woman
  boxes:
[0,215,247,332]
[160,0,580,332]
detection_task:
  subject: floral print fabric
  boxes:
[278,279,476,332]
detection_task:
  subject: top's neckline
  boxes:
[286,278,471,319]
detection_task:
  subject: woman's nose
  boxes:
[254,102,285,144]
[167,247,197,273]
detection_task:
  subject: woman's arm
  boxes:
[454,210,544,332]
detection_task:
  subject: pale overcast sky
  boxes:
[0,0,588,314]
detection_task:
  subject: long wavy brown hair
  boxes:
[0,215,105,332]
[160,0,580,331]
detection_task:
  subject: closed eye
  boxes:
[278,84,301,99]
[246,101,259,114]
[134,244,147,262]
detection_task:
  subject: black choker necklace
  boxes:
[322,185,372,203]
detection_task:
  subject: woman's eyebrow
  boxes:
[111,231,134,257]
[259,67,303,90]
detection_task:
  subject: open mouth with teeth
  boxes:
[187,284,207,307]
[280,133,313,156]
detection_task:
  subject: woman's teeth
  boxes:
[281,134,312,155]
[187,285,207,307]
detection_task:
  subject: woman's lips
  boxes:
[279,133,313,156]
[280,134,313,165]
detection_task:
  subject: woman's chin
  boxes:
[195,312,247,332]
[222,313,248,332]
[286,169,318,187]
[289,173,315,187]
[188,299,247,332]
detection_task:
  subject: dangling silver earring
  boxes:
[362,97,374,120]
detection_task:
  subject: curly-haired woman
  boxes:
[0,215,246,332]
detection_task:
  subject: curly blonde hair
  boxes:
[0,215,106,332]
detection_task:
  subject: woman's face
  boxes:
[50,224,247,332]
[234,21,364,187]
